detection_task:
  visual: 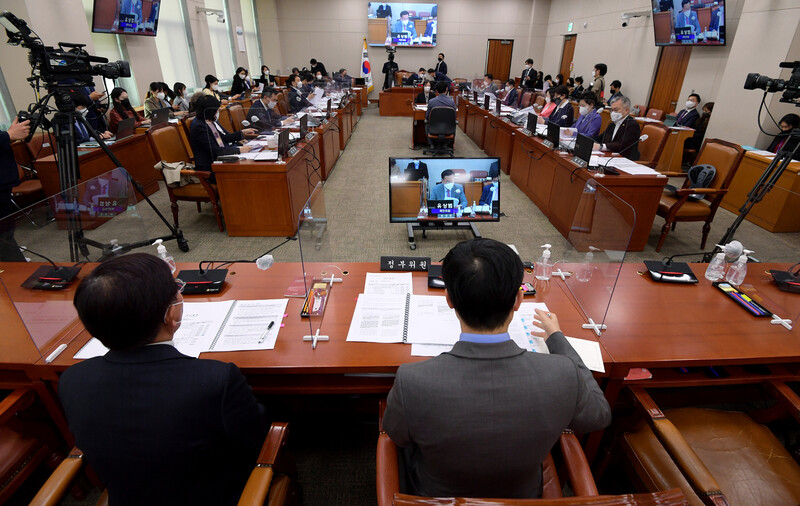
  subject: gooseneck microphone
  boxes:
[601,134,648,174]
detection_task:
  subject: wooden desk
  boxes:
[36,133,160,198]
[315,115,341,180]
[354,87,369,110]
[379,87,418,116]
[336,98,356,150]
[411,107,427,147]
[483,112,517,175]
[720,152,800,232]
[213,134,320,236]
[464,101,488,149]
[456,95,468,133]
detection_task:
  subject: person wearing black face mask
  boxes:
[109,87,148,134]
[434,53,447,76]
[72,91,113,143]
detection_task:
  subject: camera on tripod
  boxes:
[744,61,800,106]
[0,11,130,89]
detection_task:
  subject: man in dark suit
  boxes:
[501,80,518,107]
[247,87,291,130]
[427,68,451,85]
[434,53,447,76]
[675,0,702,36]
[0,117,30,261]
[597,95,641,161]
[287,74,313,113]
[405,159,429,181]
[407,68,427,86]
[190,95,255,180]
[383,238,611,499]
[520,58,536,90]
[426,81,456,122]
[59,253,268,506]
[604,80,622,107]
[376,3,392,18]
[675,93,701,128]
[478,177,499,206]
[309,58,327,77]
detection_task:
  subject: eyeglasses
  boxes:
[175,278,186,294]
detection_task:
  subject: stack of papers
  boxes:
[589,156,664,176]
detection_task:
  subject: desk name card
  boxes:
[380,256,431,272]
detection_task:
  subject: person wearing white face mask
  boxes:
[588,63,607,99]
[675,92,701,128]
[537,87,557,121]
[521,58,536,90]
[257,65,277,87]
[594,95,641,161]
[288,75,313,113]
[478,177,500,207]
[144,82,173,119]
[203,74,231,104]
[230,67,251,97]
[483,73,497,95]
[430,169,468,208]
[565,92,601,139]
[247,87,293,130]
[415,82,435,104]
[72,91,113,143]
[502,79,518,107]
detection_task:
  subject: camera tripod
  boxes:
[39,90,188,262]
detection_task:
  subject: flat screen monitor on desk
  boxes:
[545,121,559,148]
[354,77,366,86]
[389,157,500,223]
[526,113,538,133]
[278,128,289,157]
[299,114,308,138]
[572,133,593,167]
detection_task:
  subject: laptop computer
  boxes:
[114,116,136,141]
[663,114,678,127]
[354,77,366,86]
[150,107,171,126]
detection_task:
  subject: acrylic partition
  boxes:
[540,178,636,335]
[0,168,150,361]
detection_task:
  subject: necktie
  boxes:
[446,189,451,198]
[208,122,224,147]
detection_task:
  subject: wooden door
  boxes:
[486,39,514,81]
[648,46,692,115]
[559,35,577,79]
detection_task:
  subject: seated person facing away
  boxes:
[566,91,602,139]
[72,92,113,142]
[501,80,518,107]
[405,159,429,181]
[768,113,800,160]
[393,10,417,37]
[542,74,554,92]
[383,238,611,498]
[143,81,174,119]
[429,169,468,208]
[483,73,497,95]
[595,95,641,161]
[537,87,558,121]
[415,82,435,104]
[570,76,585,99]
[229,67,252,98]
[287,74,313,113]
[478,176,499,206]
[108,87,147,134]
[59,253,268,506]
[247,87,293,130]
[604,80,622,107]
[675,93,701,128]
[426,81,456,122]
[548,85,574,127]
[190,95,256,180]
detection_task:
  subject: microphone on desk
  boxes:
[0,239,82,290]
[600,134,648,174]
[643,250,708,284]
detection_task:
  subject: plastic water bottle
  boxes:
[152,239,176,274]
[470,200,477,217]
[575,248,596,283]
[535,244,553,281]
[725,255,748,286]
[704,252,726,282]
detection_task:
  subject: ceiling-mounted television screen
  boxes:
[368,3,438,47]
[652,0,725,46]
[92,0,161,36]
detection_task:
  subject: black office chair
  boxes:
[424,107,457,157]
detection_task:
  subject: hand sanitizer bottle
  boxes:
[704,252,726,282]
[575,247,597,282]
[470,200,477,217]
[152,239,176,274]
[535,244,553,281]
[725,254,748,286]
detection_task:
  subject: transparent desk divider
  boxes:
[0,167,148,359]
[554,178,636,335]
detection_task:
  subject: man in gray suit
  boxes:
[383,238,611,499]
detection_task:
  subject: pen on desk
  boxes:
[258,321,275,344]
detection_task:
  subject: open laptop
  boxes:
[663,114,678,127]
[150,107,171,126]
[79,116,136,147]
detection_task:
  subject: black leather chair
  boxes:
[424,107,457,157]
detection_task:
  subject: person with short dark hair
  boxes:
[676,0,702,36]
[59,253,268,505]
[256,65,277,87]
[549,85,574,127]
[605,80,622,106]
[310,58,327,77]
[483,73,497,95]
[172,82,190,112]
[768,113,800,160]
[570,76,585,99]
[434,52,447,75]
[502,79,518,107]
[521,58,536,90]
[190,95,256,180]
[555,73,564,86]
[538,87,558,120]
[72,92,113,142]
[675,92,701,128]
[429,169,467,207]
[568,91,602,139]
[405,158,429,181]
[108,87,147,133]
[415,80,435,104]
[407,67,427,86]
[534,70,544,90]
[589,63,607,97]
[383,238,611,499]
[230,66,252,97]
[287,74,313,113]
[203,74,225,102]
[426,81,455,121]
[248,87,293,130]
[428,68,451,84]
[392,10,417,37]
[334,68,351,87]
[683,102,714,160]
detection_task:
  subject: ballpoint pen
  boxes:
[258,320,275,344]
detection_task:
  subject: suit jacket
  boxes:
[392,19,417,37]
[572,108,602,139]
[605,92,622,107]
[601,115,641,161]
[415,90,436,104]
[256,73,277,87]
[550,100,574,127]
[675,108,699,128]
[230,77,252,96]
[59,345,267,506]
[429,182,468,208]
[478,183,498,206]
[434,60,447,76]
[502,88,519,107]
[247,99,285,130]
[521,67,537,89]
[0,130,21,205]
[189,118,244,173]
[310,62,327,77]
[376,4,392,18]
[570,84,585,99]
[288,87,312,113]
[426,94,456,121]
[405,162,429,181]
[383,333,611,498]
[676,10,702,34]
[484,82,498,96]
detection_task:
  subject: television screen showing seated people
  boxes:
[651,0,725,46]
[368,3,438,47]
[389,157,500,223]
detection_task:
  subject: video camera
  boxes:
[744,61,800,106]
[0,11,130,90]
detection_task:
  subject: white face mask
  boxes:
[545,96,551,104]
[686,101,696,109]
[610,111,624,123]
[239,73,246,79]
[264,70,269,75]
[79,108,88,117]
[579,105,590,116]
[424,87,430,93]
[212,84,220,91]
[267,100,277,109]
[506,85,512,91]
[525,64,531,69]
[156,92,165,100]
[485,80,490,86]
[443,182,454,190]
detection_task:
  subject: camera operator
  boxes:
[0,117,31,261]
[382,52,398,91]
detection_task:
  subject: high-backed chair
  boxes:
[227,104,246,132]
[31,423,297,506]
[519,91,533,108]
[179,114,195,158]
[632,104,647,117]
[646,108,664,121]
[11,163,45,225]
[638,123,670,168]
[654,138,744,251]
[424,107,457,157]
[621,382,800,506]
[25,130,56,164]
[469,170,488,180]
[217,107,235,133]
[146,123,224,232]
[276,92,289,116]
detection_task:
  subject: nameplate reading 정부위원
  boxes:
[380,256,431,272]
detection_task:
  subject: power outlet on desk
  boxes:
[519,128,531,136]
[305,132,315,141]
[288,146,298,157]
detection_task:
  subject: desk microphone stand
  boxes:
[703,129,800,262]
[42,90,188,262]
